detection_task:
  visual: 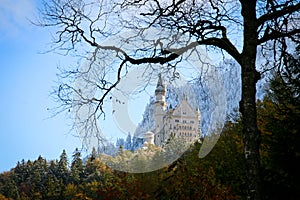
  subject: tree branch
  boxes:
[197,38,242,64]
[257,2,300,26]
[258,28,300,44]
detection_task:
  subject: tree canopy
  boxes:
[37,1,300,199]
[1,62,299,198]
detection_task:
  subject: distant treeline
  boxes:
[1,59,299,200]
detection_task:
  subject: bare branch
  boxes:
[258,28,300,45]
[257,2,300,26]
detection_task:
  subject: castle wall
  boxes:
[153,75,201,146]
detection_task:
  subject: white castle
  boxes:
[144,74,201,146]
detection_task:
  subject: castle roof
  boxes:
[171,97,200,118]
[155,73,166,93]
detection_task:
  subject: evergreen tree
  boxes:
[258,45,300,199]
[125,133,132,150]
[131,135,140,151]
[85,147,100,181]
[70,148,84,184]
[38,1,300,198]
[117,144,124,155]
[13,159,32,187]
[268,46,300,108]
[57,149,69,184]
[90,147,98,161]
[45,175,61,199]
[3,175,19,200]
[116,138,125,149]
[48,160,58,180]
[31,156,47,195]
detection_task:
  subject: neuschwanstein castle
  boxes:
[143,74,201,146]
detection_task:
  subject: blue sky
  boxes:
[0,0,148,172]
[0,0,82,172]
[0,0,235,172]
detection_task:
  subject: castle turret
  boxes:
[143,131,155,145]
[155,73,166,102]
[154,74,167,145]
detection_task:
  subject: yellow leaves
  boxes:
[73,193,92,200]
[63,183,78,199]
[85,181,99,193]
[0,193,8,200]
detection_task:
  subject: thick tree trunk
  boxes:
[240,1,262,200]
[240,61,261,200]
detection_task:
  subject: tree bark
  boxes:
[240,59,262,200]
[240,1,262,199]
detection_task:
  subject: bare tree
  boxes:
[38,0,300,199]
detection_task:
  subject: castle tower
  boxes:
[143,131,155,145]
[154,74,167,143]
[155,73,166,103]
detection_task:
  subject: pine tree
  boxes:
[116,138,125,149]
[125,133,132,150]
[131,136,139,151]
[70,148,84,184]
[57,149,69,184]
[45,175,61,199]
[117,144,124,155]
[90,147,98,161]
[48,160,58,180]
[85,147,100,181]
[258,45,300,199]
[31,156,47,196]
[3,176,19,199]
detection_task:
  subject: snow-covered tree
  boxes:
[125,133,132,150]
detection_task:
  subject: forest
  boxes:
[0,50,299,199]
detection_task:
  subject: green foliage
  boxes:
[258,47,300,199]
[70,148,84,184]
[1,71,299,200]
[0,136,246,199]
[3,177,19,199]
[57,149,69,184]
[153,141,243,200]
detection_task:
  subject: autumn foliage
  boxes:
[1,52,299,199]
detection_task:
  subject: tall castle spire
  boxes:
[155,73,166,101]
[154,74,167,143]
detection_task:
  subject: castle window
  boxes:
[175,119,179,122]
[190,121,194,124]
[183,120,187,123]
[183,112,186,115]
